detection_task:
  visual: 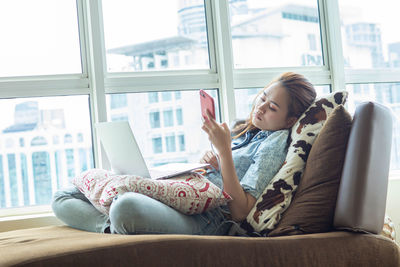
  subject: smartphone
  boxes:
[199,89,216,120]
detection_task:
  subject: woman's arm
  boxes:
[217,148,256,221]
[201,113,256,221]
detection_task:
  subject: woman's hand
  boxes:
[201,111,231,155]
[200,150,219,170]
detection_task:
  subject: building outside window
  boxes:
[148,92,159,103]
[178,134,185,151]
[111,114,128,122]
[7,154,18,206]
[65,149,75,179]
[163,110,174,127]
[161,92,173,102]
[20,154,29,205]
[149,111,161,128]
[176,108,183,125]
[110,94,128,109]
[165,135,176,152]
[32,151,51,205]
[0,156,5,207]
[152,137,163,154]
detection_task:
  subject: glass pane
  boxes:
[346,83,400,172]
[234,85,330,119]
[0,0,81,77]
[229,0,323,68]
[102,0,210,72]
[338,0,400,69]
[106,90,220,167]
[0,96,93,209]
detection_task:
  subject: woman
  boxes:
[52,72,316,235]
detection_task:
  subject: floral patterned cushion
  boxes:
[233,91,348,236]
[73,169,232,215]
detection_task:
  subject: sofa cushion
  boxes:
[334,102,393,234]
[1,226,400,267]
[73,169,231,215]
[268,105,352,236]
[235,91,348,236]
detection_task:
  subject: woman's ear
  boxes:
[286,116,297,128]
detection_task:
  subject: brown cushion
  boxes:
[269,105,352,236]
[2,226,400,267]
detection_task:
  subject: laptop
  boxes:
[95,121,209,179]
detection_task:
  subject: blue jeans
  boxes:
[52,187,231,235]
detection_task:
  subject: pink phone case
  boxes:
[200,90,215,120]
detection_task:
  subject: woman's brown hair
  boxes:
[232,72,316,138]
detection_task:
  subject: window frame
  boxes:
[0,0,399,220]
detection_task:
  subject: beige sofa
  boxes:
[1,102,399,267]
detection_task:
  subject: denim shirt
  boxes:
[206,129,289,200]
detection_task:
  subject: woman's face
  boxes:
[251,82,296,131]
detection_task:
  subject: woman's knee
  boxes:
[109,193,157,234]
[51,187,86,215]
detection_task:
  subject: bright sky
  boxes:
[102,0,179,49]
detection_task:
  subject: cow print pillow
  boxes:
[231,91,348,236]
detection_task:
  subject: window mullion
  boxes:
[210,0,236,123]
[321,0,346,91]
[80,0,108,169]
[205,0,217,74]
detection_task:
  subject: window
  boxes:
[20,154,29,205]
[64,134,73,144]
[102,0,210,72]
[338,0,400,69]
[149,111,161,128]
[79,149,88,172]
[0,96,93,209]
[178,134,185,151]
[163,110,174,127]
[19,138,25,147]
[106,90,219,168]
[148,92,159,104]
[65,149,75,179]
[229,0,323,68]
[0,0,81,77]
[162,92,173,102]
[1,0,400,221]
[346,83,400,171]
[152,137,163,154]
[176,108,183,125]
[32,151,51,205]
[110,94,128,109]
[165,135,176,153]
[31,136,47,146]
[0,156,5,207]
[77,133,84,143]
[111,114,128,122]
[7,154,18,206]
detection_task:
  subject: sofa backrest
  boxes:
[334,101,393,234]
